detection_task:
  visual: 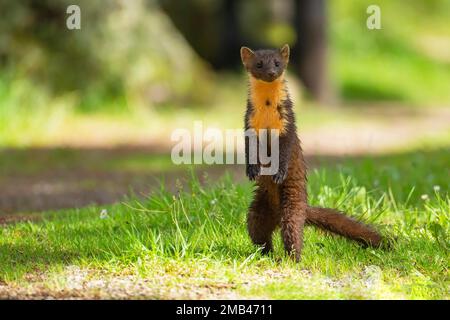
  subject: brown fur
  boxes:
[241,45,382,261]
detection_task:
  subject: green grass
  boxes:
[1,149,448,299]
[331,0,450,104]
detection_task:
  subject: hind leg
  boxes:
[247,188,279,254]
[280,184,307,262]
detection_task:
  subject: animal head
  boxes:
[240,44,290,82]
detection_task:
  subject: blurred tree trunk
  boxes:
[217,0,241,69]
[292,0,331,103]
[160,0,242,70]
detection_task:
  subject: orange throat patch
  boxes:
[248,74,287,135]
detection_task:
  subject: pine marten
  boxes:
[241,44,382,262]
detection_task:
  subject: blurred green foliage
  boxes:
[0,0,449,126]
[0,0,215,113]
[330,0,450,104]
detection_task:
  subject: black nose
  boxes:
[268,71,276,77]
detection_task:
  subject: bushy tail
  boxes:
[306,206,382,247]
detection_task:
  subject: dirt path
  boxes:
[300,105,450,155]
[0,160,245,215]
[0,266,244,299]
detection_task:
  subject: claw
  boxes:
[272,169,287,184]
[246,164,260,181]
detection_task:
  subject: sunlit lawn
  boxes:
[0,148,448,299]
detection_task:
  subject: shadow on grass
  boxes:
[0,145,448,214]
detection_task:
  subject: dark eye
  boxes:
[256,61,263,68]
[274,60,280,67]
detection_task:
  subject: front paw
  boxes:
[246,164,260,181]
[272,167,287,184]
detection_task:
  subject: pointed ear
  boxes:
[280,44,290,63]
[240,46,254,67]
